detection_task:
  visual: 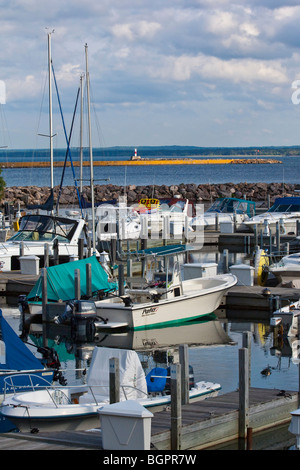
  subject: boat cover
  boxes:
[134,243,188,256]
[0,310,43,371]
[27,256,115,303]
[87,347,148,400]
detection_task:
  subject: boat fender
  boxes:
[254,249,269,286]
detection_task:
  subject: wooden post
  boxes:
[215,213,219,231]
[109,357,120,404]
[86,263,92,298]
[276,221,280,252]
[239,347,249,439]
[223,249,229,273]
[242,332,251,387]
[74,269,81,300]
[19,241,24,257]
[170,363,182,450]
[42,268,47,323]
[179,344,189,405]
[127,258,132,278]
[87,236,91,258]
[44,243,49,267]
[118,264,124,296]
[78,238,84,260]
[53,239,59,265]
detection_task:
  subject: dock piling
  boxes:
[170,363,182,450]
[239,347,249,439]
[109,357,120,404]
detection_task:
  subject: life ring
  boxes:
[254,249,269,286]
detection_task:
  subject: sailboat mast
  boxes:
[79,73,84,195]
[85,43,96,255]
[47,31,54,190]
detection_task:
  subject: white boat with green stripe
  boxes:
[95,262,237,331]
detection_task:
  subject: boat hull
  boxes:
[96,274,236,330]
[0,382,220,433]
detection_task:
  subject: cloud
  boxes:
[0,0,300,148]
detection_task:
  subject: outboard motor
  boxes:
[54,300,98,325]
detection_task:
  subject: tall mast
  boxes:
[85,43,96,255]
[47,31,54,190]
[79,73,84,195]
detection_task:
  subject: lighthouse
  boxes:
[131,148,141,160]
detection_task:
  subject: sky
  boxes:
[1,0,300,149]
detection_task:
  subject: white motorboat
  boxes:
[0,213,89,271]
[0,347,221,432]
[95,262,237,330]
[96,204,141,241]
[270,299,300,337]
[191,197,256,231]
[269,252,300,285]
[243,197,300,235]
[137,197,192,237]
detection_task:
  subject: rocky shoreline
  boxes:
[2,182,298,208]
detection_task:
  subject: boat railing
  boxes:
[3,373,54,398]
[3,375,148,406]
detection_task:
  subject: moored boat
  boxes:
[0,347,221,432]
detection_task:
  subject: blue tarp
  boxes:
[0,310,42,371]
[27,256,115,302]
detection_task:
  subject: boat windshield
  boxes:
[207,198,253,215]
[268,203,300,213]
[8,215,79,243]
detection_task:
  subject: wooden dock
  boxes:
[0,387,297,450]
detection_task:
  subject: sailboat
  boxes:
[0,34,98,271]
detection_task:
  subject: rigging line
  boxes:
[51,62,83,215]
[56,86,81,214]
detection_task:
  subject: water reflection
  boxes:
[6,307,300,394]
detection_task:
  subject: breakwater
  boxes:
[0,158,281,168]
[2,182,297,208]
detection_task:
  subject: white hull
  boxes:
[193,213,247,231]
[96,274,237,330]
[0,242,82,271]
[270,300,300,337]
[269,253,300,284]
[243,214,300,235]
[269,265,300,284]
[0,381,220,433]
[0,214,88,271]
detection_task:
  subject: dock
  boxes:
[0,387,297,450]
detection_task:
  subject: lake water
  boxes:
[0,149,299,447]
[0,151,299,188]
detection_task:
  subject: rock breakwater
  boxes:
[2,182,298,208]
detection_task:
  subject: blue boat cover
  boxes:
[27,256,114,302]
[0,310,42,371]
[146,367,168,393]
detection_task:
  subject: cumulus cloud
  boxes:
[0,0,300,148]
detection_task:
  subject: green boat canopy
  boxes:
[27,256,115,303]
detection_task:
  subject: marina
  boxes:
[0,149,299,451]
[2,0,300,454]
[0,210,300,450]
